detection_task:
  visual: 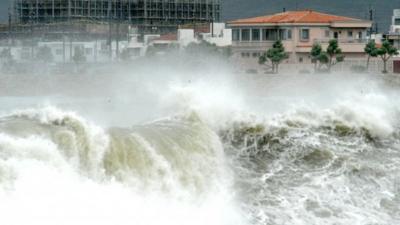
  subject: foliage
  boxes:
[310,39,344,72]
[259,40,289,73]
[326,39,344,70]
[258,53,267,65]
[318,52,330,65]
[36,46,54,62]
[364,40,378,70]
[311,43,323,71]
[376,40,398,73]
[72,46,86,64]
[311,43,322,64]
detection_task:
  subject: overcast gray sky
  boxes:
[1,0,399,32]
[0,0,11,21]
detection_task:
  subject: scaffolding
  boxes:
[12,0,221,33]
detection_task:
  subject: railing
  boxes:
[232,41,276,48]
[314,38,368,44]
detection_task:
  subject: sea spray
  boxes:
[0,107,243,225]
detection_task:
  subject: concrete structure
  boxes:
[199,22,232,46]
[12,0,221,34]
[0,39,127,63]
[385,10,400,51]
[390,9,400,34]
[227,10,372,68]
[124,22,231,57]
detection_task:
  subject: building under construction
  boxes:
[12,0,221,34]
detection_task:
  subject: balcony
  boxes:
[313,38,368,53]
[314,38,368,44]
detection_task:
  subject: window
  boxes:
[262,29,278,41]
[241,52,250,58]
[334,32,339,39]
[325,30,330,38]
[252,52,259,58]
[358,31,363,39]
[252,29,260,41]
[241,29,250,41]
[299,57,303,63]
[278,29,293,40]
[232,29,240,41]
[395,18,400,25]
[347,31,353,38]
[287,29,292,39]
[300,29,310,41]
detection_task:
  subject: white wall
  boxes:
[203,28,232,47]
[178,29,196,47]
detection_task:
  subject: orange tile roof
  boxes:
[229,10,362,24]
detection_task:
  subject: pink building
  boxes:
[227,10,372,67]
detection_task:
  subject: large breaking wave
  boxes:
[0,72,399,225]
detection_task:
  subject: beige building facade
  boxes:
[227,10,372,69]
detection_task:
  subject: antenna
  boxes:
[369,5,374,35]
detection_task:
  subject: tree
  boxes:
[258,52,272,72]
[72,46,86,64]
[326,39,344,71]
[311,43,323,71]
[36,46,53,62]
[364,40,378,70]
[318,52,330,68]
[377,40,398,73]
[260,40,289,73]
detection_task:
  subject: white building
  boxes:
[385,9,400,52]
[200,23,232,47]
[0,40,128,64]
[390,9,400,34]
[123,22,232,57]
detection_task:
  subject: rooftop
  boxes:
[229,10,364,24]
[154,33,178,41]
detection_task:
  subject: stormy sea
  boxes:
[0,60,399,225]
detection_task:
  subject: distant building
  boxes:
[390,9,400,34]
[385,9,400,50]
[0,40,125,63]
[11,0,220,34]
[227,10,372,68]
[125,22,231,57]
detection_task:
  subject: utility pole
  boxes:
[369,7,373,36]
[116,2,120,60]
[108,0,112,60]
[211,2,215,37]
[30,10,34,60]
[62,22,66,65]
[8,7,12,47]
